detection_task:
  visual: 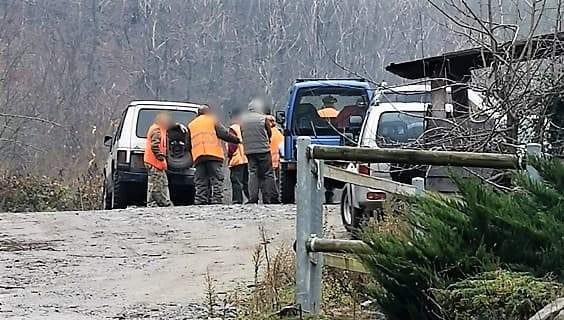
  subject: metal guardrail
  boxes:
[295,137,544,315]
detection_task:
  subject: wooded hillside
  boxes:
[0,0,559,176]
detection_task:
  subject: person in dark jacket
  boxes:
[240,98,279,204]
[187,105,240,205]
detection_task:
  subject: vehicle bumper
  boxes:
[281,161,347,189]
[351,185,385,210]
[116,168,195,186]
[281,161,297,171]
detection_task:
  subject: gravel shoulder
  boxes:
[0,204,344,319]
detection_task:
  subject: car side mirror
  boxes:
[275,111,286,125]
[349,115,363,127]
[104,135,113,148]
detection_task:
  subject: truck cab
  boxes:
[276,79,373,203]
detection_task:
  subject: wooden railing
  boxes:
[294,136,540,315]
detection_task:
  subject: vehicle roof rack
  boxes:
[295,78,366,83]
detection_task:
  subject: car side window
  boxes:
[112,109,127,149]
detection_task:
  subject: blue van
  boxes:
[275,78,373,203]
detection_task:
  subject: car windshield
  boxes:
[136,108,196,138]
[379,91,431,104]
[376,111,425,147]
[291,86,369,135]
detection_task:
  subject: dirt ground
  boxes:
[0,204,345,319]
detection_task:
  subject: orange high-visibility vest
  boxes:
[228,124,248,168]
[144,123,168,170]
[270,126,284,169]
[318,107,339,118]
[188,114,224,162]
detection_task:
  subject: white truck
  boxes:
[103,101,201,209]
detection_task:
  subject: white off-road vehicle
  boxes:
[340,85,429,231]
[103,101,201,209]
[340,84,485,231]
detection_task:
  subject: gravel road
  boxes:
[0,204,344,319]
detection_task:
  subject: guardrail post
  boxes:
[411,177,425,194]
[295,138,324,315]
[296,137,312,313]
[526,143,542,181]
[309,159,324,315]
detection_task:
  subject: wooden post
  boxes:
[307,237,372,254]
[412,177,425,194]
[310,145,523,169]
[526,143,542,181]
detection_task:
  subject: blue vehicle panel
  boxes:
[282,79,373,161]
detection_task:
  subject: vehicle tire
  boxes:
[112,173,128,209]
[103,179,112,210]
[172,186,195,206]
[325,189,335,204]
[340,187,362,233]
[167,125,193,170]
[280,169,296,204]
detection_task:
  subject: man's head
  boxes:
[248,96,273,114]
[198,104,211,116]
[155,112,172,128]
[322,95,337,107]
[248,97,265,114]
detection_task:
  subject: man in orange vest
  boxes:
[227,109,249,204]
[144,112,174,207]
[187,105,240,205]
[267,115,284,181]
[317,95,339,118]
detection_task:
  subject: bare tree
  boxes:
[422,0,564,154]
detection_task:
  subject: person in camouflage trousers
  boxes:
[145,164,173,207]
[144,112,174,207]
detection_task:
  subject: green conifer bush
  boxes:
[359,156,564,320]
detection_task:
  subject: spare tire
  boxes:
[167,124,193,170]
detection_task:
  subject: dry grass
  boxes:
[365,195,411,237]
[0,163,102,212]
[236,226,378,319]
[204,267,217,318]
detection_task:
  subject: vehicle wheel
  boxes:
[172,186,195,206]
[103,179,112,210]
[112,174,128,209]
[167,124,193,170]
[325,189,335,204]
[280,169,296,204]
[340,187,362,233]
